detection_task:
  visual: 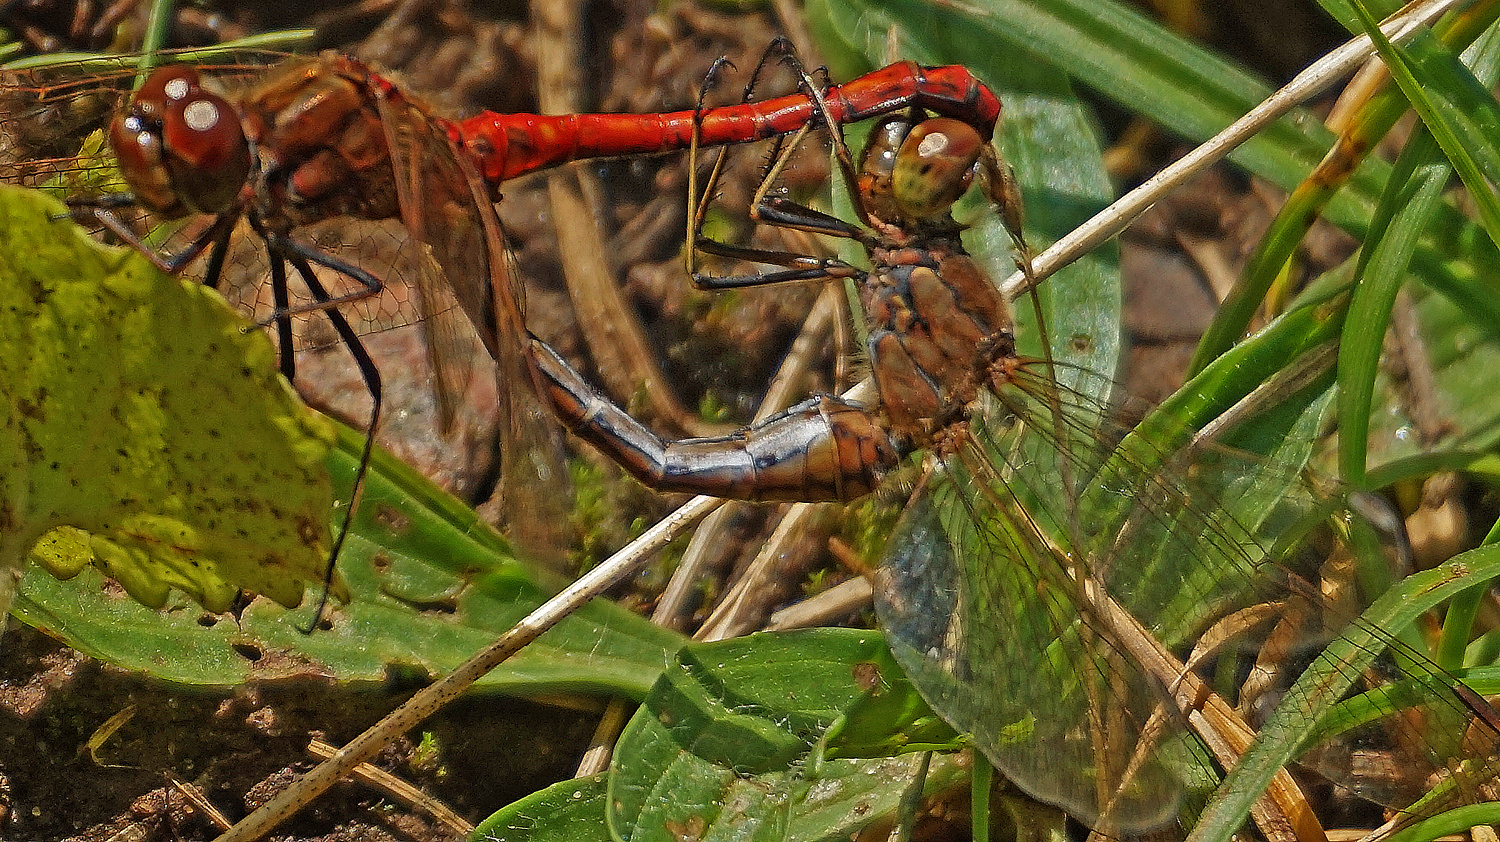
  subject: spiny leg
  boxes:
[264,243,383,634]
[213,234,298,383]
[256,230,387,325]
[687,48,874,289]
[65,192,240,275]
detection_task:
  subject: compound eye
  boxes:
[132,65,203,122]
[891,118,981,221]
[158,83,252,214]
[107,65,251,216]
[856,116,916,223]
[108,70,185,215]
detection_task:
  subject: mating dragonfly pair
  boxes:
[5,37,1499,839]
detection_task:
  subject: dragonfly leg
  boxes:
[686,46,876,289]
[691,236,863,290]
[279,252,382,632]
[969,139,1038,292]
[264,254,297,383]
[259,230,385,325]
[65,193,240,275]
[687,127,870,288]
[689,193,879,290]
[527,336,900,502]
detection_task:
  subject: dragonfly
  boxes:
[522,59,1500,838]
[0,42,1004,618]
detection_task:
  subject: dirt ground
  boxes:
[0,1,1358,839]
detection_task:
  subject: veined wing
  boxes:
[877,356,1500,837]
[372,63,571,560]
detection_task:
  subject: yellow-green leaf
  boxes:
[0,184,334,613]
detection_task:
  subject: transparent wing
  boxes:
[876,362,1500,836]
[374,77,572,561]
[373,78,492,433]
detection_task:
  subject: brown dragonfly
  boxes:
[522,57,1500,839]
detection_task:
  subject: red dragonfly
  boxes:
[0,41,1002,616]
[524,68,1500,839]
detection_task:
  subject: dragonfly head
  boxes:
[858,115,981,227]
[109,65,252,218]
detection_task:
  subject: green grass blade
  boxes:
[1189,543,1500,842]
[1336,125,1455,487]
[1349,1,1500,247]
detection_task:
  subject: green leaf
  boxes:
[1381,804,1500,842]
[1336,123,1453,486]
[0,183,333,613]
[605,629,969,842]
[1329,13,1500,481]
[1189,542,1500,842]
[13,422,688,695]
[821,646,964,758]
[1346,2,1500,256]
[470,774,614,842]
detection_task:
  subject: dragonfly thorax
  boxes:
[236,56,407,230]
[865,248,1014,442]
